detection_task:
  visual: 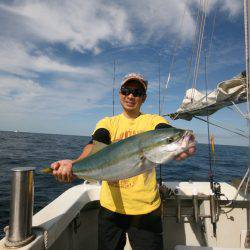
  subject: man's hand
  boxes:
[175,146,196,161]
[51,159,76,182]
[175,134,196,161]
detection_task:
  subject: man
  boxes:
[52,73,195,250]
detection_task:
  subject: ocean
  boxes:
[0,131,249,238]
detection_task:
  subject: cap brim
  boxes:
[121,77,147,91]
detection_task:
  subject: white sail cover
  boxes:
[169,71,247,120]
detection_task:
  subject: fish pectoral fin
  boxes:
[140,157,155,185]
[89,140,108,155]
[142,150,165,164]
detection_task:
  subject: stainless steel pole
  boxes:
[5,167,35,247]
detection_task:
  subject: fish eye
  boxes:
[166,137,173,143]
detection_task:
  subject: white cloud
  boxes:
[126,0,195,42]
[220,0,242,18]
[0,74,111,118]
[0,0,245,136]
[0,0,243,53]
[0,0,133,52]
[0,39,105,78]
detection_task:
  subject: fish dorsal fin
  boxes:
[89,140,108,155]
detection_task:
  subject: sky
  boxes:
[0,0,248,146]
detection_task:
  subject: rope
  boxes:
[32,226,49,250]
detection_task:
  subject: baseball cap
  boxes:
[121,73,148,92]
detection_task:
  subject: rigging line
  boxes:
[161,1,187,114]
[191,0,204,95]
[191,0,208,101]
[112,60,116,116]
[208,116,247,134]
[191,0,203,97]
[158,54,161,115]
[195,0,206,82]
[230,101,248,119]
[206,2,218,66]
[204,48,214,189]
[193,115,249,138]
[185,5,201,92]
[166,0,187,79]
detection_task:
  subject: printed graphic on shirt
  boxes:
[113,130,144,142]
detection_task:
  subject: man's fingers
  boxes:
[51,161,60,170]
[188,146,196,155]
[51,160,74,183]
[175,147,196,161]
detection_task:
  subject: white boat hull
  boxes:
[0,181,249,250]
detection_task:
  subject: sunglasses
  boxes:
[120,86,145,97]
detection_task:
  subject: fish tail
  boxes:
[40,167,53,174]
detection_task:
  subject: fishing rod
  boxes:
[204,49,214,193]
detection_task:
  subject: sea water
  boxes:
[0,131,249,237]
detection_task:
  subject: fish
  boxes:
[41,127,195,181]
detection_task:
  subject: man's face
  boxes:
[119,81,147,113]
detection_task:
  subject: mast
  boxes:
[243,0,250,241]
[244,0,250,117]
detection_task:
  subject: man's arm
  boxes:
[51,143,93,182]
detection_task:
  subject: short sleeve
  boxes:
[151,115,169,129]
[92,117,111,135]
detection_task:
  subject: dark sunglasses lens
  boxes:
[132,89,144,97]
[121,87,144,97]
[121,88,130,96]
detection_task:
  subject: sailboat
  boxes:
[0,1,249,250]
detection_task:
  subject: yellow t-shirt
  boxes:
[93,113,169,215]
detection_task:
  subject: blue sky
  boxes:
[0,0,248,146]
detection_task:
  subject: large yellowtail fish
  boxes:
[42,127,195,181]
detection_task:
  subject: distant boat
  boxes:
[13,130,19,133]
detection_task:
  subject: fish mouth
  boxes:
[176,130,196,151]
